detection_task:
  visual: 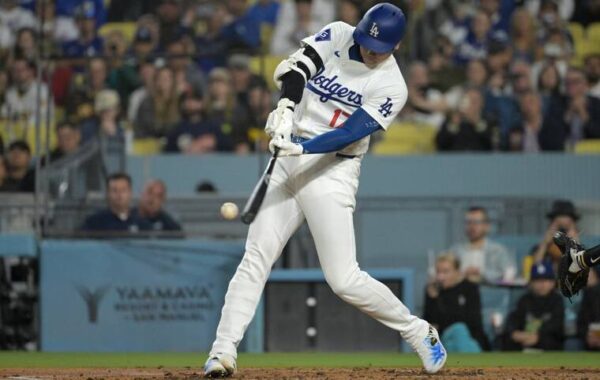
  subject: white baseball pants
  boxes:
[210,153,428,357]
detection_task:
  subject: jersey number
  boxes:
[329,109,351,128]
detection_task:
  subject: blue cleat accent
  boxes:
[412,325,447,374]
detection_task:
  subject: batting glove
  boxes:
[265,98,295,140]
[269,136,303,156]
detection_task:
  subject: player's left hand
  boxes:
[269,136,303,156]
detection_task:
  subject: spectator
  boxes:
[105,30,140,109]
[35,0,79,45]
[405,62,447,129]
[80,89,125,144]
[424,253,489,352]
[156,0,188,51]
[80,172,150,233]
[4,141,35,192]
[509,60,534,97]
[536,63,562,113]
[271,0,327,55]
[445,59,488,109]
[242,78,272,152]
[127,60,156,124]
[531,28,571,82]
[532,199,580,264]
[196,180,217,193]
[585,54,600,99]
[205,68,251,150]
[571,0,600,27]
[508,91,543,152]
[13,27,37,61]
[450,206,515,283]
[0,156,10,192]
[428,35,466,93]
[65,57,108,122]
[46,122,82,163]
[227,54,262,108]
[510,7,536,63]
[56,0,106,27]
[577,271,600,350]
[526,0,574,21]
[436,88,496,151]
[539,68,600,150]
[1,58,51,126]
[454,11,492,65]
[107,1,155,22]
[221,0,261,53]
[133,180,182,232]
[338,0,361,26]
[130,25,158,64]
[164,89,229,154]
[167,38,205,97]
[134,66,180,138]
[0,0,36,46]
[195,4,230,73]
[436,1,470,48]
[61,1,104,66]
[504,260,564,351]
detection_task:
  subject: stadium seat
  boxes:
[568,22,585,45]
[574,139,600,154]
[0,120,57,154]
[98,22,137,44]
[249,55,285,91]
[588,22,600,45]
[372,122,437,155]
[131,138,163,155]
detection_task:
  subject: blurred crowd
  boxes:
[0,0,597,164]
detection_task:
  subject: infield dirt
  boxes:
[2,367,600,379]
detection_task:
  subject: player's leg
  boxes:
[209,160,305,361]
[297,155,446,373]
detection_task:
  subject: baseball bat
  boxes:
[241,149,280,224]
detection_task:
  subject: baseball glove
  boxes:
[554,231,589,300]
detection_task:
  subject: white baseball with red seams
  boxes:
[208,21,439,370]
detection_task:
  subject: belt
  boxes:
[290,135,357,159]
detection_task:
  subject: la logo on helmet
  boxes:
[369,22,379,37]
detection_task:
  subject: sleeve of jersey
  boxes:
[301,21,353,62]
[361,82,408,130]
[300,108,382,154]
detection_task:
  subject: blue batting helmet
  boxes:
[353,3,406,54]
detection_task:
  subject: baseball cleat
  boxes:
[203,353,236,378]
[554,231,589,300]
[412,325,447,374]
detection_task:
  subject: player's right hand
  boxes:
[265,98,295,140]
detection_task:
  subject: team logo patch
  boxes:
[315,28,331,42]
[369,23,379,37]
[378,98,393,117]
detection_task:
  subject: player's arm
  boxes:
[266,22,350,140]
[265,45,324,140]
[301,108,382,154]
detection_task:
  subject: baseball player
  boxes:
[555,231,600,299]
[204,3,447,378]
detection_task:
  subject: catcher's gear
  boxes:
[554,231,589,300]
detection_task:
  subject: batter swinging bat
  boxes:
[241,149,280,224]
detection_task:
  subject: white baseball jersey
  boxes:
[293,21,408,156]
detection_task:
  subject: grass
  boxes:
[0,352,599,369]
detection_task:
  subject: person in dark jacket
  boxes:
[436,87,495,151]
[424,253,490,351]
[504,260,564,351]
[539,68,600,151]
[81,172,151,233]
[132,179,182,233]
[577,268,600,351]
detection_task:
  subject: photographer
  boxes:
[532,200,580,264]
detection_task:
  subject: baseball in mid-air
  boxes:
[220,202,239,220]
